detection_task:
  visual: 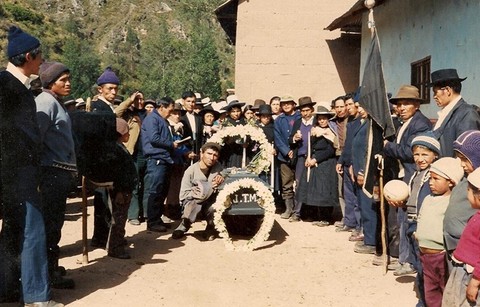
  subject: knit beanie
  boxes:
[453,130,480,169]
[97,67,120,86]
[411,131,441,156]
[116,118,129,136]
[39,62,69,88]
[430,157,464,185]
[7,26,40,58]
[468,168,480,190]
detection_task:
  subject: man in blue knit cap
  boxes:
[90,66,121,112]
[0,26,63,307]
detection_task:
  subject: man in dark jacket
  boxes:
[0,26,63,306]
[141,98,178,232]
[430,69,480,158]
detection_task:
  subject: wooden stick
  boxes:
[307,131,311,182]
[378,156,387,274]
[81,176,89,265]
[270,143,275,188]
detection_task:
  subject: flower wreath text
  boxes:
[213,178,275,251]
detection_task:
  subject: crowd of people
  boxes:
[2,25,480,307]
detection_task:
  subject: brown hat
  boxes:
[116,117,129,136]
[251,99,266,111]
[296,96,316,109]
[173,102,187,115]
[389,85,426,104]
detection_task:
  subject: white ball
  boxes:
[383,179,409,202]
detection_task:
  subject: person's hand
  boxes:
[336,163,343,174]
[466,277,480,303]
[356,174,365,186]
[287,150,294,159]
[383,139,389,146]
[186,151,197,160]
[293,130,302,142]
[305,157,316,167]
[349,165,354,182]
[173,141,180,149]
[129,91,141,102]
[212,174,224,188]
[387,199,406,208]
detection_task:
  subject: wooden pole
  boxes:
[242,136,247,168]
[81,176,89,264]
[270,144,275,188]
[306,131,311,182]
[378,156,387,274]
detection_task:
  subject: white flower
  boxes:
[213,178,275,251]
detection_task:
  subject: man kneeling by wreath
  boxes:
[172,142,225,240]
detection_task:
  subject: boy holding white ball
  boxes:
[415,157,464,307]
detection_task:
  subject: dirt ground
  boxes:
[3,198,419,307]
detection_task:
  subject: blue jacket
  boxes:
[383,110,431,183]
[338,116,361,167]
[433,98,480,158]
[141,109,174,164]
[274,111,300,162]
[351,118,369,176]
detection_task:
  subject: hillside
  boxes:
[0,0,234,100]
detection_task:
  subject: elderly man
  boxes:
[384,85,432,183]
[383,85,432,275]
[0,26,63,306]
[430,69,480,158]
[172,142,225,240]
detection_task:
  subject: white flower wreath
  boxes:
[213,177,276,251]
[209,124,271,174]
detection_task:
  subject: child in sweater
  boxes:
[442,167,480,306]
[415,157,464,307]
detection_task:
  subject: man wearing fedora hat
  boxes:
[274,95,301,218]
[430,69,480,158]
[384,85,432,183]
[287,96,317,221]
[383,85,432,275]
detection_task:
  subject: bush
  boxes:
[4,4,43,24]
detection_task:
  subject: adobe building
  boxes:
[216,0,360,105]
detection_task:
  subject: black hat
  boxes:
[429,69,467,86]
[199,105,220,120]
[296,96,316,109]
[64,99,76,107]
[144,99,155,107]
[222,95,245,112]
[257,104,273,116]
[251,99,266,111]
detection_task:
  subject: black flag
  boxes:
[359,29,395,139]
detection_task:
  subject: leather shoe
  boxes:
[51,275,75,289]
[349,232,365,242]
[24,300,64,307]
[108,252,131,259]
[354,243,376,254]
[147,224,167,232]
[90,238,106,249]
[336,225,355,232]
[312,221,329,227]
[129,219,141,226]
[171,229,185,239]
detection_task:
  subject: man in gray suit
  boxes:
[430,68,480,157]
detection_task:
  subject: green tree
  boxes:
[60,37,101,99]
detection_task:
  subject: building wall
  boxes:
[235,0,358,105]
[359,0,480,119]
